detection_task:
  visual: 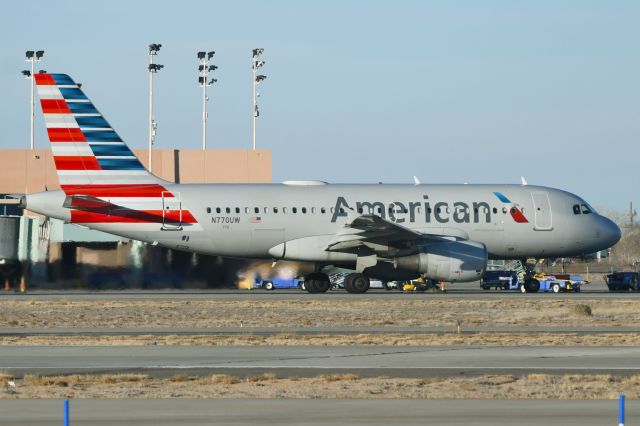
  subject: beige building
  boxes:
[0,148,272,195]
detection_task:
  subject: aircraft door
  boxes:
[161,191,183,230]
[531,192,552,231]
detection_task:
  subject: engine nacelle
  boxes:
[393,240,487,282]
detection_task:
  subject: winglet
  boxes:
[413,176,421,185]
[520,176,528,186]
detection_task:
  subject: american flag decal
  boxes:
[249,216,262,223]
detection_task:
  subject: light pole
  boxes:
[252,48,266,150]
[148,43,163,173]
[197,51,217,150]
[23,50,44,150]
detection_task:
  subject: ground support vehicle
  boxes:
[481,270,520,290]
[605,272,640,292]
[530,274,586,293]
[254,277,304,291]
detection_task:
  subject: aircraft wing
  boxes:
[326,214,469,254]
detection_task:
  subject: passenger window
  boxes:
[339,208,345,213]
[274,207,279,214]
[225,207,230,214]
[573,205,581,215]
[358,207,363,214]
[302,207,307,214]
[492,207,497,214]
[206,207,211,213]
[245,207,250,214]
[321,207,326,214]
[331,207,335,213]
[311,207,316,214]
[581,204,592,214]
[216,207,221,214]
[254,207,259,214]
[264,207,269,214]
[502,207,508,214]
[283,207,288,214]
[417,207,422,214]
[235,207,240,214]
[292,207,297,214]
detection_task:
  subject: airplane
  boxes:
[22,73,621,294]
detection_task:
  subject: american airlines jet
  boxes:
[22,73,621,293]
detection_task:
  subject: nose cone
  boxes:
[598,216,621,249]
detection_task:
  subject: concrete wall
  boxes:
[0,148,272,194]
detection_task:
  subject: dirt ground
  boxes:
[0,298,638,329]
[2,332,640,346]
[0,373,637,400]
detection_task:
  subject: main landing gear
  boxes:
[343,273,370,294]
[304,272,331,293]
[303,272,371,294]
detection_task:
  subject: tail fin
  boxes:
[35,73,164,194]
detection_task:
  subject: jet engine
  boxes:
[393,240,487,282]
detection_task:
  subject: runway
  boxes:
[0,399,629,426]
[2,345,640,378]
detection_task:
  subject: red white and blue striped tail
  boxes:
[35,73,164,193]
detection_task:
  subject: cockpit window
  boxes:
[581,204,592,214]
[573,204,581,215]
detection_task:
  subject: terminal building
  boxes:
[0,148,272,290]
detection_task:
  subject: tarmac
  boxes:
[1,279,636,300]
[2,345,640,378]
[0,399,631,425]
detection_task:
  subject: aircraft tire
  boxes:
[305,273,330,294]
[525,279,540,293]
[344,273,370,294]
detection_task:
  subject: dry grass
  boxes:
[3,373,640,400]
[2,332,640,347]
[1,298,639,329]
[571,304,593,316]
[319,374,360,382]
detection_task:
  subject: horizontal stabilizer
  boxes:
[63,194,120,211]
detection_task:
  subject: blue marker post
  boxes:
[63,399,69,426]
[618,394,625,426]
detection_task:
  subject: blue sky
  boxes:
[0,1,638,211]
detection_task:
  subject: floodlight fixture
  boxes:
[147,43,162,172]
[197,49,218,150]
[252,48,267,150]
[24,49,44,150]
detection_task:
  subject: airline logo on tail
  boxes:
[35,73,198,226]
